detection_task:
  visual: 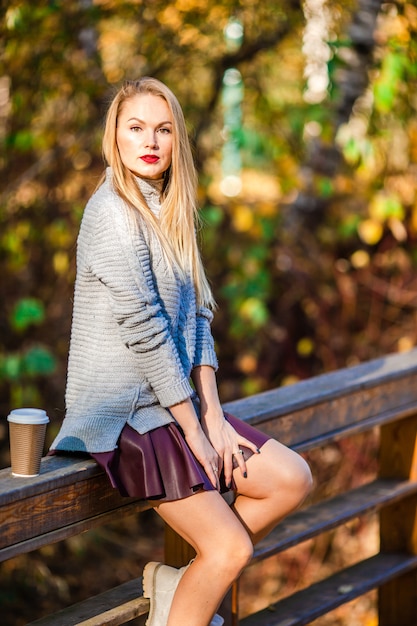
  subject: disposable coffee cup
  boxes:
[7,408,49,477]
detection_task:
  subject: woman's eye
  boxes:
[130,126,142,132]
[158,127,171,134]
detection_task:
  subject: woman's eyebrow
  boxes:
[127,117,173,125]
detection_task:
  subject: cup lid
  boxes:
[7,408,49,425]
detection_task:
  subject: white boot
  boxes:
[143,561,224,626]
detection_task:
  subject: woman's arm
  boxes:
[169,397,220,489]
[191,365,259,488]
[87,195,194,409]
[191,365,224,426]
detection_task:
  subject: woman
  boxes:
[50,77,313,626]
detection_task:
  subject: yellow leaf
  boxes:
[236,353,257,374]
[398,336,414,352]
[357,219,383,245]
[350,250,370,268]
[281,375,299,386]
[388,217,407,242]
[368,195,386,222]
[232,205,254,232]
[53,251,69,275]
[297,337,314,357]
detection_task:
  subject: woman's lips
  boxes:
[141,155,159,163]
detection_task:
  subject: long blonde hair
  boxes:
[98,77,215,309]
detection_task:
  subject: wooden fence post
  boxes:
[379,414,417,626]
[164,524,195,568]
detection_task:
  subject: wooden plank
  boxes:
[0,456,151,561]
[378,569,417,626]
[0,471,148,559]
[0,499,148,563]
[224,348,417,424]
[226,376,417,451]
[28,577,149,626]
[253,478,417,563]
[223,349,417,451]
[1,452,416,566]
[0,455,102,505]
[240,552,417,626]
[378,415,417,626]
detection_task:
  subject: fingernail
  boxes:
[227,482,232,489]
[243,472,247,478]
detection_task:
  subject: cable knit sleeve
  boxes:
[194,305,218,370]
[87,194,194,408]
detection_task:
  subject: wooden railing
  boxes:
[1,348,417,625]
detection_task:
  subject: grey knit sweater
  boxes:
[50,169,218,453]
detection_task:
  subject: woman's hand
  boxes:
[184,425,221,490]
[191,365,259,488]
[201,416,259,489]
[191,365,258,487]
[169,397,221,489]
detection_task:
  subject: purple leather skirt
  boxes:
[91,413,270,502]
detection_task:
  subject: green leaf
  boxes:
[338,214,360,238]
[12,130,35,151]
[240,297,269,328]
[374,51,406,113]
[11,299,45,331]
[23,346,56,376]
[343,137,361,164]
[374,82,395,113]
[0,354,22,380]
[317,177,334,198]
[201,205,224,227]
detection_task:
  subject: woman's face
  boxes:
[116,93,173,180]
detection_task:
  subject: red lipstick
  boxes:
[141,155,159,163]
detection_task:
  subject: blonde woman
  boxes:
[50,77,313,626]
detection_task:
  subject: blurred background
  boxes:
[1,1,416,624]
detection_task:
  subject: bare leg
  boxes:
[232,439,313,544]
[155,489,253,626]
[153,439,312,625]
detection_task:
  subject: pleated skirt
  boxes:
[91,412,270,502]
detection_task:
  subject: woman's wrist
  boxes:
[169,398,202,437]
[191,365,224,423]
[183,419,204,438]
[200,406,225,429]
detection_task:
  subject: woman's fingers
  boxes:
[223,452,234,489]
[200,420,262,487]
[205,452,222,489]
[231,436,261,480]
[185,429,222,490]
[238,435,260,456]
[232,448,247,479]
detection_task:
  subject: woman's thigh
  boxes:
[233,438,312,501]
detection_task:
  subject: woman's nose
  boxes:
[144,130,158,148]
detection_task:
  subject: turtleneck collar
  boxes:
[136,176,164,217]
[105,167,164,217]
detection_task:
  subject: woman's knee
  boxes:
[266,441,313,508]
[282,453,313,511]
[206,527,253,578]
[291,453,313,504]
